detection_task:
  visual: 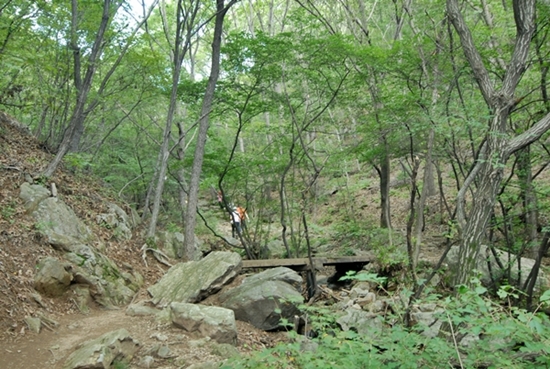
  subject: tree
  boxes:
[183,0,239,260]
[146,0,202,241]
[448,0,550,286]
[42,0,157,177]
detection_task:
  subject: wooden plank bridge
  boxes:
[242,255,373,299]
[242,255,372,272]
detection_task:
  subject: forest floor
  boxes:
[0,112,455,368]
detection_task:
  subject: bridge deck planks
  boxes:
[241,256,371,270]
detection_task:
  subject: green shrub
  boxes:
[223,283,550,369]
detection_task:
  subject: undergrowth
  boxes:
[222,281,550,369]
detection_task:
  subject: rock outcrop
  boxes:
[148,251,242,307]
[20,183,143,309]
[34,256,72,297]
[63,329,139,369]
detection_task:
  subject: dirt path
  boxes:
[2,308,153,369]
[1,301,285,369]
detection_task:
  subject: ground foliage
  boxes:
[225,283,550,369]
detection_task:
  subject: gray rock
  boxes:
[150,332,168,342]
[66,249,140,308]
[410,310,443,338]
[170,302,238,345]
[34,257,72,297]
[156,344,173,358]
[243,267,303,292]
[298,336,319,353]
[63,328,139,369]
[266,240,287,259]
[459,333,480,347]
[19,183,51,213]
[19,183,141,308]
[70,285,92,314]
[337,309,384,335]
[186,362,221,369]
[24,316,41,333]
[350,282,371,298]
[96,203,133,240]
[210,342,240,358]
[157,230,204,260]
[148,251,242,307]
[219,268,304,331]
[32,197,94,251]
[356,292,376,309]
[137,355,155,368]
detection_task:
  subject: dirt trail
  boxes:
[1,299,285,369]
[2,308,151,369]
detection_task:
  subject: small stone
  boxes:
[357,292,376,309]
[150,332,168,341]
[157,345,173,358]
[210,343,240,358]
[138,355,155,368]
[300,339,319,353]
[418,303,438,312]
[24,316,41,333]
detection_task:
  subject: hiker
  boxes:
[236,206,248,230]
[217,190,225,210]
[230,207,242,237]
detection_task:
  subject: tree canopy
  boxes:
[2,0,550,298]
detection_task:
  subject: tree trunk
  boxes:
[176,118,189,223]
[413,128,435,266]
[447,0,549,286]
[147,0,200,240]
[183,0,237,260]
[43,0,113,177]
[379,141,391,229]
[516,147,539,258]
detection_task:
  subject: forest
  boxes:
[2,1,550,366]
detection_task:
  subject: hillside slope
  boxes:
[0,112,290,369]
[0,111,161,338]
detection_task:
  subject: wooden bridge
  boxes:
[241,255,372,271]
[242,255,373,299]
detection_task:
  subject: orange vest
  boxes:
[236,207,248,222]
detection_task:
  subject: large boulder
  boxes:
[63,329,139,369]
[170,302,238,345]
[219,267,304,331]
[243,266,303,292]
[148,251,242,307]
[34,256,72,297]
[64,248,140,307]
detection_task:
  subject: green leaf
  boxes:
[540,289,550,303]
[475,286,487,295]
